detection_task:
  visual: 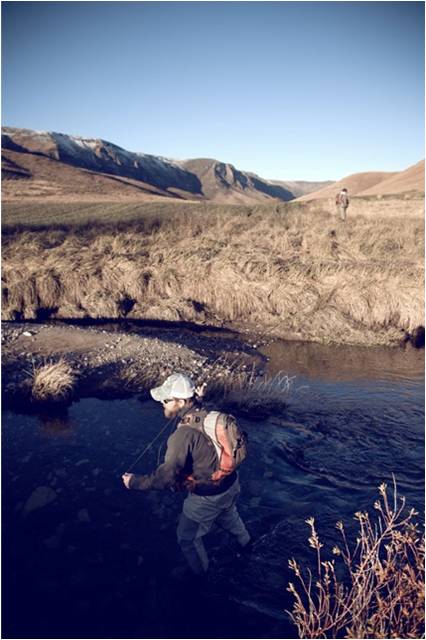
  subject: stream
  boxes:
[2,331,424,639]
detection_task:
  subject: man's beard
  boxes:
[164,405,179,419]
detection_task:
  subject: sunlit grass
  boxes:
[31,359,76,402]
[2,202,424,345]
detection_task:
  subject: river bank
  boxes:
[2,321,271,412]
[3,316,423,417]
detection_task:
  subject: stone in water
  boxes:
[78,508,91,522]
[23,486,57,516]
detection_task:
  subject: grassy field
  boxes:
[2,199,424,346]
[2,199,292,228]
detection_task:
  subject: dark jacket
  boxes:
[129,410,237,496]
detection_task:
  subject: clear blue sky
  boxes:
[2,1,424,180]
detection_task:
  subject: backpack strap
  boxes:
[202,411,222,459]
[178,407,237,483]
[178,408,228,468]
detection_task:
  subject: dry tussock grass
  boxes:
[220,370,292,415]
[118,366,161,392]
[2,204,424,345]
[31,359,76,402]
[195,356,292,414]
[287,479,425,639]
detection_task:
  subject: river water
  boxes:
[2,336,424,639]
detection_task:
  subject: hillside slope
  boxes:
[1,148,181,201]
[298,171,396,201]
[298,160,425,201]
[359,160,425,195]
[179,158,295,203]
[2,127,201,196]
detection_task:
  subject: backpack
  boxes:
[178,407,248,478]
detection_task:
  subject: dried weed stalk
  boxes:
[287,478,425,639]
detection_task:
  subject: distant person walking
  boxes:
[335,188,350,221]
[122,373,251,578]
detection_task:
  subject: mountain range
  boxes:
[2,127,333,203]
[2,127,423,204]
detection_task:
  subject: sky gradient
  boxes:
[2,1,425,180]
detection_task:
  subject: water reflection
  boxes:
[38,408,76,438]
[262,339,424,383]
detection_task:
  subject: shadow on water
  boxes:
[2,337,424,639]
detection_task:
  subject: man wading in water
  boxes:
[122,373,251,577]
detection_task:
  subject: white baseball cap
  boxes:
[150,373,195,402]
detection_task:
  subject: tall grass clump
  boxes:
[31,359,76,402]
[194,356,292,415]
[111,360,168,395]
[287,479,425,639]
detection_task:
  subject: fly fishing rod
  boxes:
[124,415,178,474]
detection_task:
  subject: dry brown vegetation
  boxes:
[2,201,424,346]
[200,358,292,415]
[287,480,425,639]
[31,359,76,402]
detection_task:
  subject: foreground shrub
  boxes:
[31,359,76,402]
[287,479,425,639]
